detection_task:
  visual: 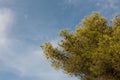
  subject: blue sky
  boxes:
[0,0,120,80]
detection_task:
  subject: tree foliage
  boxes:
[41,12,120,80]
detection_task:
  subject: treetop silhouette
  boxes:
[41,12,120,80]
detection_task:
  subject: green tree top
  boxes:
[41,12,120,80]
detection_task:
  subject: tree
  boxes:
[41,12,120,80]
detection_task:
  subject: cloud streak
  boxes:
[0,8,14,46]
[0,8,77,80]
[64,0,80,5]
[1,1,120,80]
[64,0,120,18]
[95,0,120,18]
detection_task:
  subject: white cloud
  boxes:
[64,0,81,6]
[0,8,14,46]
[0,8,15,64]
[64,0,120,19]
[0,5,77,80]
[96,0,119,9]
[96,0,120,18]
[2,1,120,80]
[0,41,77,80]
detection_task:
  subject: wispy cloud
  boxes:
[2,1,120,80]
[64,0,80,5]
[96,0,119,10]
[0,10,77,79]
[0,8,14,46]
[64,0,120,18]
[95,0,120,18]
[0,40,77,80]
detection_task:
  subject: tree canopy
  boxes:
[41,12,120,80]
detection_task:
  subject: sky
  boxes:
[0,0,120,80]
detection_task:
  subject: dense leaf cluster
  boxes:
[41,12,120,80]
